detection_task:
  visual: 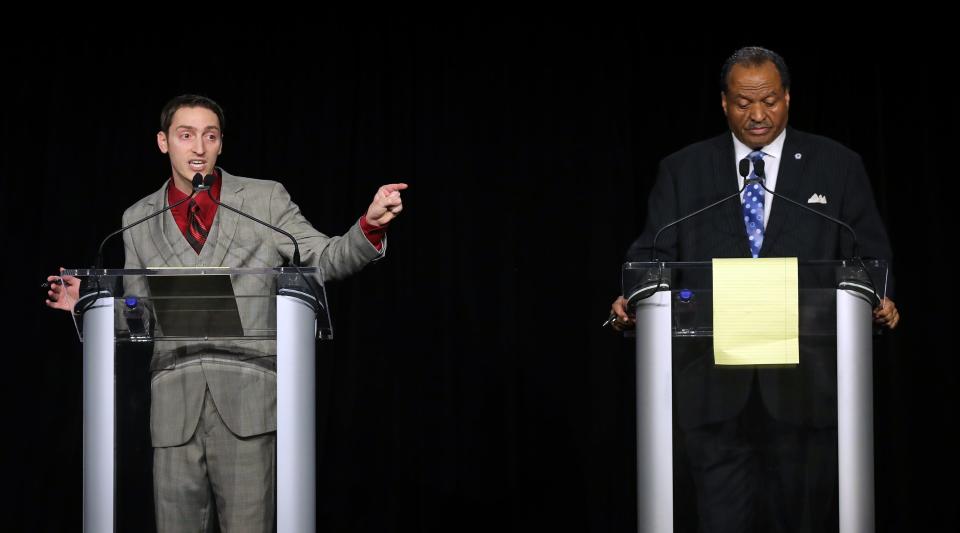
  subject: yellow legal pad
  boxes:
[712,257,799,366]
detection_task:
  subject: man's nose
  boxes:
[192,136,205,154]
[749,103,766,123]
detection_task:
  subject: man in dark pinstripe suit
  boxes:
[610,47,899,532]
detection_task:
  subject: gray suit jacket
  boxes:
[121,169,383,447]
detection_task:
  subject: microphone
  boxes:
[200,174,302,266]
[200,174,325,314]
[94,173,205,269]
[605,160,758,328]
[739,157,750,181]
[648,160,754,262]
[612,155,883,327]
[749,158,863,258]
[79,174,205,315]
[748,158,881,305]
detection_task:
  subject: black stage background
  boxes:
[2,21,956,532]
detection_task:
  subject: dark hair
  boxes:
[720,47,791,93]
[159,94,225,134]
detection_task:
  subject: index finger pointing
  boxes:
[381,183,409,193]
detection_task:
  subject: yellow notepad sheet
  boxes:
[713,257,799,366]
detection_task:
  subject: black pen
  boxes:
[41,278,63,289]
[602,313,617,328]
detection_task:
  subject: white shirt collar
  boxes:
[732,128,787,162]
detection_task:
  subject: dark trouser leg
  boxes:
[684,417,761,533]
[762,419,838,533]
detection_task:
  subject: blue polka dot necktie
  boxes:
[742,150,765,258]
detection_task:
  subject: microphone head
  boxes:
[203,174,216,188]
[738,158,750,178]
[191,173,205,191]
[754,159,765,179]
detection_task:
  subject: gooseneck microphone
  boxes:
[751,159,881,304]
[199,174,302,266]
[750,159,863,258]
[610,155,883,328]
[79,174,207,315]
[648,162,754,263]
[94,174,206,269]
[200,174,324,313]
[605,164,756,328]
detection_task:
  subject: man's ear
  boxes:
[157,131,169,154]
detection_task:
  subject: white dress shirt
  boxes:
[732,128,787,228]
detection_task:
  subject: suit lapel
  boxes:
[760,129,807,257]
[711,134,752,257]
[141,182,187,267]
[209,170,244,267]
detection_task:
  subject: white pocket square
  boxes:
[807,193,827,205]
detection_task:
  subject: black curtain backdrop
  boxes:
[2,20,957,532]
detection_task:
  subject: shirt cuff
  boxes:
[359,215,388,252]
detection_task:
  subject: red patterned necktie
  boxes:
[186,199,208,253]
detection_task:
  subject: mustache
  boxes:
[746,121,773,129]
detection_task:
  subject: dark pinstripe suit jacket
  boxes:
[626,128,892,429]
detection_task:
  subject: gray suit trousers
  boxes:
[154,383,276,533]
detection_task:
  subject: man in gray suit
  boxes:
[47,94,407,532]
